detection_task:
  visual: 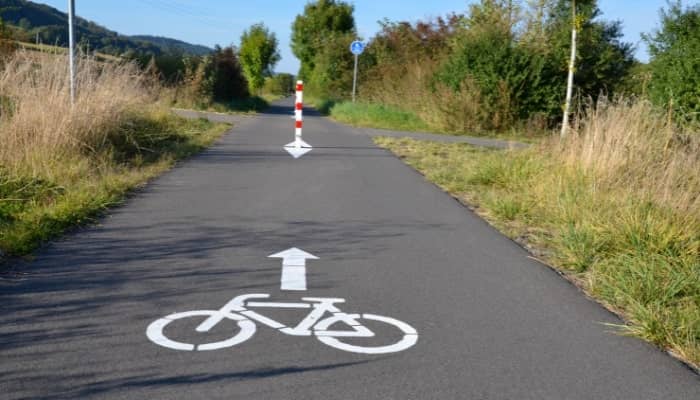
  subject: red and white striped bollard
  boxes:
[295,81,303,146]
[284,80,313,158]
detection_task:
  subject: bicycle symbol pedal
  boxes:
[146,293,418,354]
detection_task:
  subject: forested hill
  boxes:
[130,35,211,56]
[0,0,212,56]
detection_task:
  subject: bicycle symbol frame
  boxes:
[146,293,418,354]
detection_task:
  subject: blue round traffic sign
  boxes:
[350,41,365,55]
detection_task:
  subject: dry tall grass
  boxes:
[559,98,699,219]
[361,60,435,116]
[553,99,700,366]
[1,51,228,256]
[0,51,150,177]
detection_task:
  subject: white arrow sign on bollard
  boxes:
[284,139,313,159]
[269,247,319,291]
[284,81,313,159]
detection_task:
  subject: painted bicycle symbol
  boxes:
[146,293,418,354]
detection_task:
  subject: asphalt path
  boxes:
[172,107,528,149]
[1,98,698,399]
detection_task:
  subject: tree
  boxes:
[18,17,31,31]
[291,0,355,81]
[643,1,700,123]
[263,73,295,96]
[561,0,578,137]
[553,1,634,95]
[239,23,281,95]
[544,0,634,134]
[210,46,249,101]
[305,31,356,98]
[183,47,249,104]
[523,0,551,46]
[0,17,17,62]
[436,1,556,130]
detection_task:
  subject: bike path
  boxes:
[1,99,698,399]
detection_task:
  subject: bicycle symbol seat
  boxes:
[147,293,418,354]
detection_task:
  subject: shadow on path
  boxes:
[12,361,374,399]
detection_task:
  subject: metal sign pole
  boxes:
[352,54,358,103]
[68,0,76,104]
[349,40,364,103]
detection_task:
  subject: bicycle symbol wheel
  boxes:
[147,310,256,351]
[315,313,418,354]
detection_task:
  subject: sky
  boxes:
[33,0,693,74]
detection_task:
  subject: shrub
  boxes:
[239,23,280,94]
[180,47,248,106]
[358,0,634,134]
[305,32,356,99]
[263,73,295,96]
[644,1,700,124]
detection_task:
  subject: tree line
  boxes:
[133,23,290,106]
[3,0,697,123]
[290,0,700,133]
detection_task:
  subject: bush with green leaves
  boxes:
[182,46,248,105]
[305,32,356,99]
[263,73,295,96]
[436,2,555,129]
[436,0,633,130]
[644,1,700,124]
[356,0,634,133]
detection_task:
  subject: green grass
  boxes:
[174,95,270,115]
[319,100,541,143]
[260,93,286,103]
[215,96,269,113]
[375,137,700,370]
[304,96,339,115]
[0,112,229,258]
[329,101,431,132]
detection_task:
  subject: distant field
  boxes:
[17,41,121,62]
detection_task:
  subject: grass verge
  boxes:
[374,99,699,370]
[0,50,229,259]
[304,97,337,115]
[329,101,431,132]
[0,112,228,258]
[318,99,540,143]
[168,95,270,115]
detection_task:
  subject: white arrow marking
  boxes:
[284,139,313,159]
[269,247,319,291]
